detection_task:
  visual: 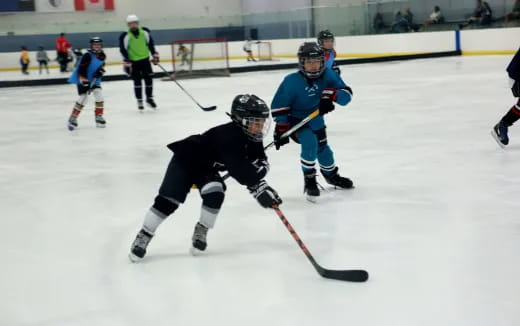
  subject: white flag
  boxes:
[35,0,75,12]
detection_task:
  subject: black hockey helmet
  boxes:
[297,42,325,79]
[317,29,335,46]
[230,94,271,142]
[89,36,103,52]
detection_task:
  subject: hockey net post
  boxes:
[168,37,230,79]
[257,41,274,61]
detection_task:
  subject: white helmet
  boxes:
[126,14,139,23]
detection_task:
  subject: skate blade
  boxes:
[128,252,143,263]
[490,130,506,149]
[67,124,76,131]
[306,195,319,203]
[189,246,205,256]
[96,123,106,128]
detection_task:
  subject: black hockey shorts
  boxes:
[512,80,520,98]
[158,156,225,204]
[77,84,100,95]
[288,116,327,147]
[131,58,153,80]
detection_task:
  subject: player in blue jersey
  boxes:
[318,30,340,75]
[492,47,520,147]
[67,37,106,131]
[271,42,353,202]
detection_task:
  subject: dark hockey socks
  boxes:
[501,101,520,127]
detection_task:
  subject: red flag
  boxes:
[75,0,114,11]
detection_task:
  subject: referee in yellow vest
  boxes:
[119,14,159,111]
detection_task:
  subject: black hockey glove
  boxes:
[332,64,341,75]
[94,67,105,78]
[274,123,290,150]
[319,88,336,115]
[79,76,90,88]
[248,180,282,209]
[252,158,270,180]
[123,60,132,77]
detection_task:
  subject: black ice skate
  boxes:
[67,115,78,131]
[129,229,154,262]
[146,98,157,109]
[322,167,354,189]
[95,115,106,128]
[137,100,144,112]
[304,169,320,203]
[491,122,509,148]
[190,222,208,255]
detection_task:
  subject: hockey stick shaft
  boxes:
[222,109,320,181]
[273,206,369,282]
[263,109,320,151]
[157,63,216,111]
[87,78,98,95]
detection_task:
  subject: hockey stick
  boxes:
[87,78,97,95]
[264,109,320,151]
[222,109,320,181]
[273,205,369,282]
[157,63,217,111]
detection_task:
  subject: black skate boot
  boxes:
[129,229,154,262]
[190,222,208,255]
[137,99,144,112]
[95,114,106,128]
[67,115,78,131]
[322,167,354,189]
[146,98,157,109]
[491,121,509,148]
[304,169,320,203]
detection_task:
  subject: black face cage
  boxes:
[298,56,326,79]
[90,42,103,53]
[239,116,272,142]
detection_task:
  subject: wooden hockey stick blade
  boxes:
[201,105,217,111]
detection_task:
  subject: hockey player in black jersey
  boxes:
[492,47,520,147]
[129,94,282,262]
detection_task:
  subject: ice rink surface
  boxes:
[1,55,519,326]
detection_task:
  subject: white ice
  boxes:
[1,55,519,326]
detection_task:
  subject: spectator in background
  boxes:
[391,11,408,33]
[403,8,420,32]
[20,46,30,75]
[373,11,385,33]
[56,32,71,72]
[36,46,50,75]
[459,0,484,29]
[423,6,443,28]
[505,0,520,24]
[480,2,493,25]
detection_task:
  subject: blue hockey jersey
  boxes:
[271,68,352,130]
[68,51,104,86]
[324,49,336,69]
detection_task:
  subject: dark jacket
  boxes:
[507,47,520,82]
[167,122,267,187]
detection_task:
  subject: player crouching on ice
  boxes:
[492,47,520,148]
[129,94,282,262]
[271,42,353,203]
[67,37,106,131]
